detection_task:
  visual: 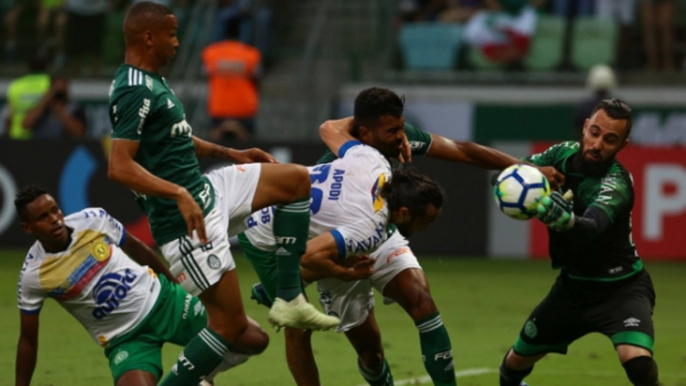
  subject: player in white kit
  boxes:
[14,187,266,386]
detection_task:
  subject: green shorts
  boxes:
[104,275,207,384]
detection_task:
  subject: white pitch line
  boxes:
[355,367,496,386]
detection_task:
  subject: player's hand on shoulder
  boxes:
[175,188,208,244]
[536,190,575,232]
[398,133,412,164]
[538,166,565,190]
[232,148,278,164]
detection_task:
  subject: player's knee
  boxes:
[505,350,535,370]
[622,356,659,386]
[232,318,270,355]
[406,289,437,321]
[290,165,311,197]
[209,317,250,343]
[358,350,385,373]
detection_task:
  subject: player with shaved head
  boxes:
[108,2,339,385]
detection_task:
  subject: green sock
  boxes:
[273,197,310,301]
[416,312,456,386]
[358,358,394,386]
[159,328,228,385]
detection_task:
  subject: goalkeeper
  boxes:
[498,99,659,386]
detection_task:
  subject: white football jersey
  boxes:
[17,208,161,347]
[244,141,392,258]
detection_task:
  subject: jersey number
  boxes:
[309,165,331,215]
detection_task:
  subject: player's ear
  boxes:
[20,221,32,235]
[398,207,411,222]
[358,125,372,143]
[143,30,154,47]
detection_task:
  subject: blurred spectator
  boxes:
[574,64,617,135]
[37,0,65,57]
[596,0,637,70]
[212,0,273,59]
[550,0,593,17]
[3,0,23,62]
[59,0,114,76]
[640,0,675,71]
[4,56,51,140]
[21,76,87,139]
[202,21,261,142]
[463,0,540,65]
[438,0,486,23]
[398,0,447,22]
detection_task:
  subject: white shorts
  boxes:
[317,231,422,332]
[160,163,262,296]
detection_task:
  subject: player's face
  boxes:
[394,203,441,238]
[362,115,405,158]
[581,109,629,165]
[21,195,68,247]
[153,15,179,65]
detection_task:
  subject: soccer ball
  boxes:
[494,164,550,220]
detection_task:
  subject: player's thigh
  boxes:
[251,162,310,210]
[237,233,278,303]
[205,163,262,236]
[160,208,236,297]
[344,308,384,360]
[592,272,657,355]
[108,340,163,385]
[512,277,586,356]
[116,370,157,386]
[317,277,375,333]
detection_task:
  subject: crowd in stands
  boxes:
[396,0,686,72]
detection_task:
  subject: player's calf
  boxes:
[622,356,659,386]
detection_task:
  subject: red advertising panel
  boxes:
[530,143,686,260]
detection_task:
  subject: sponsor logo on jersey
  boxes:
[276,237,297,245]
[623,317,641,327]
[167,97,175,109]
[386,247,409,263]
[182,294,192,320]
[171,119,193,138]
[92,269,137,320]
[194,301,204,316]
[409,141,426,151]
[178,352,195,370]
[371,173,387,213]
[90,240,111,261]
[345,221,386,254]
[137,98,151,134]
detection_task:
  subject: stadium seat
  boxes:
[467,46,504,71]
[399,23,463,70]
[523,15,565,71]
[571,17,619,70]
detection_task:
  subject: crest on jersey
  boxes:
[371,173,387,213]
[145,75,153,91]
[91,240,111,261]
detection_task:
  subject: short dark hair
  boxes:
[126,1,173,19]
[15,186,49,221]
[591,98,633,138]
[382,169,444,218]
[354,87,405,128]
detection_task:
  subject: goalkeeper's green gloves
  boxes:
[536,190,575,232]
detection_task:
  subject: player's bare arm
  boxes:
[108,138,207,243]
[191,136,277,163]
[15,312,39,386]
[121,230,175,282]
[300,233,374,282]
[427,133,565,189]
[319,117,357,156]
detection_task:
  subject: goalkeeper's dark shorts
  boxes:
[511,269,656,356]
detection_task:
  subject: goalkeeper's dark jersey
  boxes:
[525,141,642,282]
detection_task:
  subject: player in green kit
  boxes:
[498,99,659,386]
[250,87,565,386]
[107,2,339,385]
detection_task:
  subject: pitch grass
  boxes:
[1,250,685,386]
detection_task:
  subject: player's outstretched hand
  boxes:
[538,166,565,190]
[176,190,208,244]
[344,256,375,281]
[536,190,575,232]
[398,134,412,164]
[232,148,278,164]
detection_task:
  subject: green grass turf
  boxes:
[2,249,685,386]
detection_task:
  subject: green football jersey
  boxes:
[109,64,214,245]
[526,141,641,281]
[316,122,432,166]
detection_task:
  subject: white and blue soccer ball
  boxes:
[494,164,550,220]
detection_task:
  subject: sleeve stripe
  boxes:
[119,230,127,247]
[128,68,133,85]
[339,140,362,158]
[330,230,347,259]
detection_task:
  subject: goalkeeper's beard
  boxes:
[573,151,615,177]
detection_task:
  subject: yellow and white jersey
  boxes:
[244,141,392,259]
[17,208,160,347]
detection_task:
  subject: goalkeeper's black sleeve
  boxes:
[572,206,610,238]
